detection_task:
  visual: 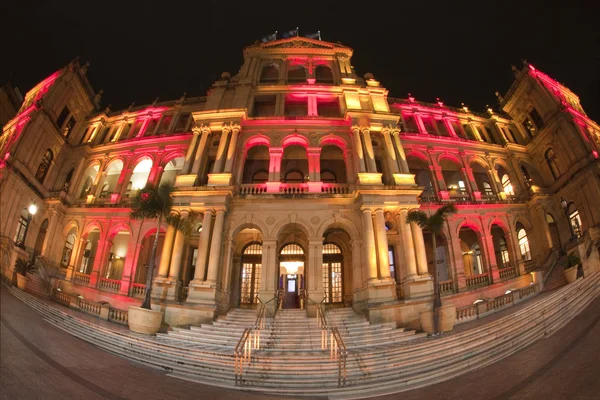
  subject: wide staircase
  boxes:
[5,271,600,399]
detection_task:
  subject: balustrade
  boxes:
[76,297,102,316]
[99,277,122,292]
[448,190,471,202]
[438,280,454,294]
[486,292,514,311]
[53,289,73,307]
[239,183,267,195]
[131,283,147,298]
[499,266,517,280]
[321,183,350,194]
[466,273,490,288]
[108,308,129,325]
[456,304,479,322]
[73,272,91,285]
[418,192,439,203]
[279,183,309,194]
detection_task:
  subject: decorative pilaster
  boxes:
[212,125,230,174]
[191,210,214,282]
[223,125,240,174]
[361,128,377,173]
[157,225,176,277]
[373,209,391,279]
[181,127,200,174]
[205,208,226,285]
[307,147,322,192]
[351,126,366,174]
[266,147,283,192]
[361,207,378,281]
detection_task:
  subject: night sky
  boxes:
[2,1,599,121]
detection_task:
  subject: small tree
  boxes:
[130,184,174,309]
[406,204,458,335]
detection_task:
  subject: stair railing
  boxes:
[542,249,561,283]
[234,291,278,386]
[309,296,348,387]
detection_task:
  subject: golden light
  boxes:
[28,203,38,215]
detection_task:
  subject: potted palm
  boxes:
[406,204,458,335]
[563,254,580,284]
[14,258,36,290]
[127,184,174,334]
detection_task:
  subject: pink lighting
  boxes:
[593,150,599,159]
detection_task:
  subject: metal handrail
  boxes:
[307,295,348,387]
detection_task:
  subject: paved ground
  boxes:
[1,284,599,400]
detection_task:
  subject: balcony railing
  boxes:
[438,280,454,295]
[73,272,91,285]
[239,183,267,195]
[321,183,351,194]
[499,266,517,280]
[280,183,309,194]
[131,283,147,298]
[465,273,490,288]
[99,277,122,292]
[237,183,351,196]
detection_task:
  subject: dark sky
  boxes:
[2,0,599,121]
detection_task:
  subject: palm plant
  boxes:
[14,258,36,276]
[406,204,458,334]
[130,184,174,309]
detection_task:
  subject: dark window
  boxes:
[521,166,532,188]
[317,98,340,117]
[436,119,450,136]
[477,126,490,143]
[144,118,158,136]
[252,95,276,117]
[56,106,70,129]
[422,117,436,134]
[260,65,279,83]
[173,113,190,132]
[156,115,173,134]
[522,118,536,138]
[287,64,306,83]
[284,170,304,183]
[284,97,308,116]
[63,169,74,190]
[484,126,498,144]
[545,148,560,180]
[321,170,337,183]
[315,65,334,84]
[35,149,53,183]
[252,170,268,183]
[462,124,477,140]
[14,215,28,247]
[64,116,76,138]
[403,114,419,133]
[530,107,544,130]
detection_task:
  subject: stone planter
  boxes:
[128,306,163,335]
[420,303,457,335]
[16,273,28,290]
[564,265,578,283]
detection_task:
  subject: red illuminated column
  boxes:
[90,238,111,287]
[223,126,240,173]
[307,95,318,116]
[191,128,211,175]
[136,117,151,138]
[443,118,459,138]
[483,234,500,283]
[267,147,283,191]
[307,147,321,182]
[414,113,427,134]
[462,166,481,200]
[212,126,230,173]
[351,127,366,173]
[361,128,377,173]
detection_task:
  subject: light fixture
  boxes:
[28,203,38,215]
[505,290,512,295]
[560,197,568,210]
[473,299,484,304]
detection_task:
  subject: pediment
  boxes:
[263,37,335,50]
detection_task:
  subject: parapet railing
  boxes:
[234,292,278,386]
[51,288,129,325]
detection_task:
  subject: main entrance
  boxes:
[240,243,262,305]
[279,244,304,309]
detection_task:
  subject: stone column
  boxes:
[462,166,480,200]
[382,130,400,174]
[119,241,138,295]
[397,211,418,279]
[411,222,430,276]
[351,127,366,173]
[167,229,186,283]
[361,207,378,280]
[362,128,377,173]
[260,240,278,293]
[267,147,283,192]
[307,239,324,298]
[135,118,151,138]
[508,228,526,275]
[483,234,500,282]
[191,128,210,175]
[205,209,226,284]
[90,238,111,287]
[391,130,409,173]
[157,225,176,277]
[350,239,364,288]
[181,128,200,174]
[212,127,230,174]
[223,126,240,173]
[373,209,391,279]
[307,147,321,182]
[443,119,459,138]
[192,210,214,282]
[449,235,467,291]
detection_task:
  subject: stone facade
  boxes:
[1,37,599,328]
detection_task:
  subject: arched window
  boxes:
[315,65,334,84]
[482,181,494,195]
[128,158,153,196]
[100,159,124,198]
[521,166,532,188]
[568,203,583,238]
[61,231,76,267]
[260,65,279,83]
[35,149,53,183]
[287,64,306,83]
[63,168,74,191]
[284,170,304,183]
[517,226,532,261]
[545,148,560,180]
[321,170,337,183]
[252,170,268,183]
[501,174,514,196]
[322,243,342,304]
[240,243,262,305]
[158,156,185,187]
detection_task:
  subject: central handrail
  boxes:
[307,295,347,387]
[234,290,279,386]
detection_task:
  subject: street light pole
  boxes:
[22,203,38,264]
[560,197,575,243]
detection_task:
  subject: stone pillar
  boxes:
[307,147,322,192]
[483,234,500,282]
[212,127,230,174]
[167,229,186,283]
[307,239,324,298]
[90,239,111,287]
[362,129,377,173]
[192,210,214,282]
[396,211,418,278]
[191,128,210,175]
[205,209,226,284]
[350,239,364,288]
[462,166,481,200]
[181,128,200,174]
[223,126,240,173]
[382,130,400,174]
[258,240,278,314]
[157,225,176,277]
[443,118,459,138]
[351,127,366,173]
[361,208,378,280]
[391,130,409,173]
[373,209,391,279]
[450,235,467,291]
[267,147,283,192]
[411,222,430,276]
[508,228,526,275]
[135,118,151,138]
[119,241,138,295]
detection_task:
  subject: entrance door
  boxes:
[283,274,299,308]
[323,243,343,304]
[240,243,262,306]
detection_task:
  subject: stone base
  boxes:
[402,276,434,299]
[151,302,216,327]
[307,182,322,193]
[392,173,416,186]
[357,172,383,185]
[174,174,197,187]
[185,280,219,305]
[366,297,433,330]
[265,182,281,193]
[366,279,397,303]
[207,173,232,186]
[151,278,180,302]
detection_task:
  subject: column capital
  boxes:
[307,147,321,155]
[360,206,374,214]
[269,147,284,155]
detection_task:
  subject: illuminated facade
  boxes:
[2,37,600,327]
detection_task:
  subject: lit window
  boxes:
[501,174,514,196]
[517,228,532,261]
[14,214,29,247]
[569,208,583,238]
[35,149,53,183]
[545,148,560,180]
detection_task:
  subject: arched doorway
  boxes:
[33,219,49,257]
[546,213,560,250]
[423,231,450,282]
[279,243,305,309]
[104,231,130,280]
[79,228,100,274]
[322,243,343,304]
[240,243,262,306]
[61,228,77,268]
[459,226,486,276]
